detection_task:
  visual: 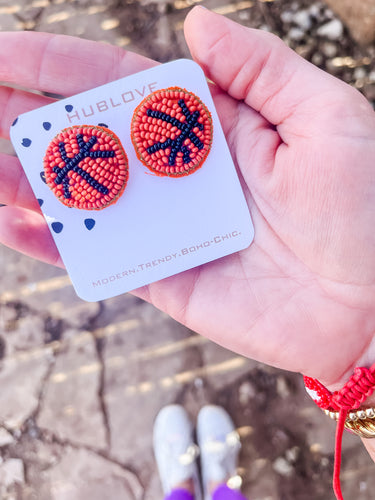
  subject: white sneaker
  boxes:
[153,405,202,500]
[197,405,242,500]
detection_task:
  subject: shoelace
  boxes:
[201,430,241,481]
[178,443,200,465]
[201,430,240,454]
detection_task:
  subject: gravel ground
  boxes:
[0,0,374,105]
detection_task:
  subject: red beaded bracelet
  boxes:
[304,364,375,500]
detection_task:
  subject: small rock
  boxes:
[359,481,367,492]
[238,10,250,22]
[317,19,344,39]
[309,4,321,19]
[290,1,299,11]
[276,376,290,398]
[322,41,337,58]
[0,459,24,487]
[259,24,271,32]
[354,67,367,80]
[312,53,324,66]
[293,10,312,31]
[285,446,300,463]
[271,428,290,450]
[324,7,335,20]
[239,380,256,405]
[194,377,203,389]
[288,27,305,41]
[281,10,294,24]
[273,456,294,477]
[310,442,321,453]
[0,427,14,446]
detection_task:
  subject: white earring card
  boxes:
[11,59,254,301]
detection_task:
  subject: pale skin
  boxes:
[1,6,375,462]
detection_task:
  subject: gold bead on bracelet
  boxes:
[324,408,375,439]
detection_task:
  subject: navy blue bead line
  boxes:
[52,134,115,199]
[146,98,205,167]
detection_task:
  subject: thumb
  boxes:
[184,7,355,129]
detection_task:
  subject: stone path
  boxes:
[1,244,375,499]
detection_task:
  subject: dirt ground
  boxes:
[0,0,375,499]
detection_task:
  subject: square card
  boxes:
[10,59,254,302]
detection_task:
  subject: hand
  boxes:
[1,8,375,393]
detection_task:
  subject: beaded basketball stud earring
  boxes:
[131,87,213,177]
[43,125,129,210]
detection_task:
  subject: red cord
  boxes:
[303,363,375,500]
[333,409,347,500]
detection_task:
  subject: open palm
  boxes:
[1,8,375,391]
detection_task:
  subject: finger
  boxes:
[0,32,156,96]
[0,154,40,211]
[0,86,54,139]
[184,7,357,130]
[0,206,63,267]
